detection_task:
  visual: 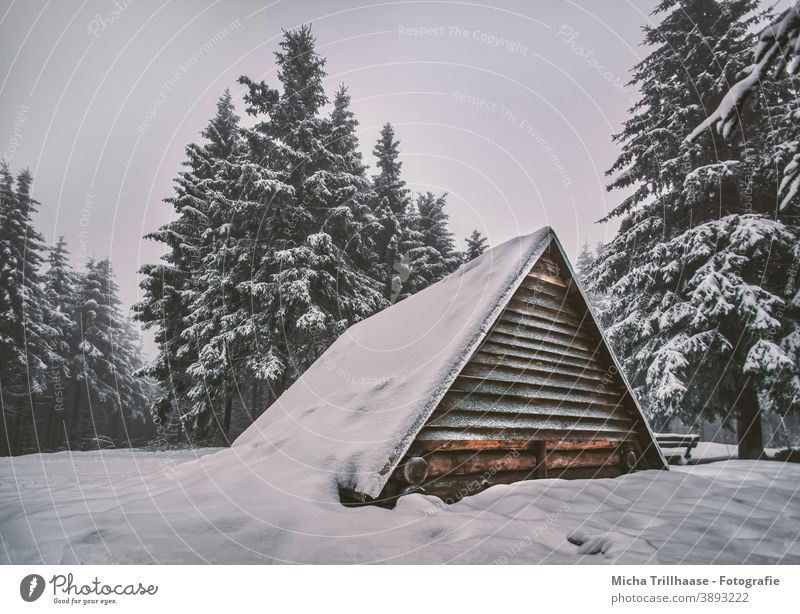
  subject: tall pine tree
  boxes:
[369,122,409,300]
[71,259,150,447]
[403,191,460,294]
[0,164,54,455]
[136,90,251,440]
[42,236,79,449]
[591,0,800,458]
[237,26,385,402]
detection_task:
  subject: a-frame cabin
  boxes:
[234,227,667,507]
[376,235,665,504]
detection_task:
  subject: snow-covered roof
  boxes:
[234,227,555,498]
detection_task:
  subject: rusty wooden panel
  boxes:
[532,255,562,278]
[425,410,634,432]
[421,451,539,476]
[518,274,571,298]
[545,449,621,470]
[408,439,539,453]
[502,300,587,330]
[499,309,597,342]
[527,270,567,288]
[547,438,624,451]
[506,294,581,319]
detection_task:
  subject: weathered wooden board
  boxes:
[422,451,539,476]
[435,393,630,420]
[544,449,621,470]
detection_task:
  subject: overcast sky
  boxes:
[1,0,751,353]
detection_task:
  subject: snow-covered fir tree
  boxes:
[403,191,460,294]
[176,93,259,442]
[0,163,55,455]
[136,89,250,440]
[574,238,595,285]
[590,0,800,458]
[70,259,150,448]
[42,236,79,449]
[321,86,376,260]
[237,26,385,401]
[369,122,410,299]
[463,229,488,262]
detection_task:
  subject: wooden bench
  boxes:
[655,432,700,461]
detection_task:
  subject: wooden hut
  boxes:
[234,227,667,506]
[373,231,667,504]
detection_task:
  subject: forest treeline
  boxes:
[0,26,487,453]
[3,1,800,458]
[0,164,153,454]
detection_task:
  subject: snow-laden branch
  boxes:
[688,4,800,141]
[687,2,800,209]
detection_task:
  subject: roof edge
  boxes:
[547,232,668,471]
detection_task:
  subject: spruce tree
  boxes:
[369,123,409,299]
[180,113,255,442]
[136,90,248,439]
[71,259,149,447]
[404,191,460,293]
[463,229,488,263]
[591,0,800,458]
[42,236,79,449]
[237,26,386,402]
[574,239,595,285]
[0,164,54,455]
[321,86,377,269]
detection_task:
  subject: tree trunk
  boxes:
[223,387,233,443]
[70,386,82,449]
[196,406,209,443]
[113,411,124,447]
[735,380,763,460]
[0,405,9,457]
[250,382,259,422]
[11,407,23,455]
[49,411,67,451]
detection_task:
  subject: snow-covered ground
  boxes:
[1,447,798,564]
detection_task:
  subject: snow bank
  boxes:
[233,227,553,498]
[1,450,798,564]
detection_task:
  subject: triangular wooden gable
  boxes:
[376,235,665,504]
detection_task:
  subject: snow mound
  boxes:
[2,451,799,564]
